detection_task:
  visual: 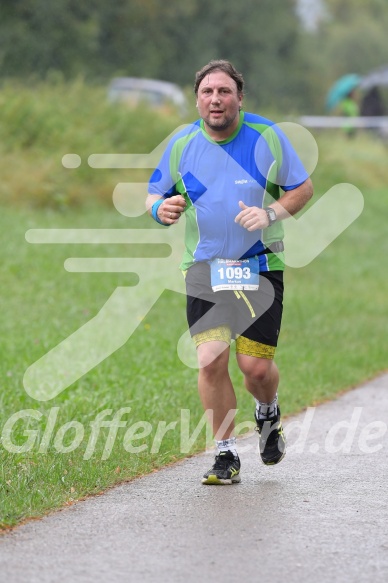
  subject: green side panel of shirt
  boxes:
[266,250,285,271]
[243,121,285,250]
[168,129,202,271]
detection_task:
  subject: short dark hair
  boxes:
[194,60,244,95]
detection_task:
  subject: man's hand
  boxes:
[147,194,186,225]
[159,195,186,224]
[234,201,269,231]
[235,179,314,231]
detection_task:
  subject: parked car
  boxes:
[108,77,187,115]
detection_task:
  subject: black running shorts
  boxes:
[185,262,284,347]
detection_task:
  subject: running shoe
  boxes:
[255,406,286,465]
[202,450,241,485]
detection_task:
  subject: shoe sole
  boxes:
[261,450,286,466]
[201,474,241,485]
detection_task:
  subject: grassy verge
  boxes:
[0,87,387,528]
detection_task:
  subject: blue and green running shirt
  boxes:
[148,111,308,272]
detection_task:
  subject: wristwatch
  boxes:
[264,207,277,227]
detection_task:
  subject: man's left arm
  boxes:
[235,178,313,231]
[269,177,313,220]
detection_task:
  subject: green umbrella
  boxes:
[326,74,361,111]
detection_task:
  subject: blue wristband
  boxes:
[151,198,169,226]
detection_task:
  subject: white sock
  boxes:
[255,394,278,420]
[216,436,238,457]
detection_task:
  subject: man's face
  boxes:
[196,70,243,138]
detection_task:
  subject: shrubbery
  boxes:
[0,79,187,209]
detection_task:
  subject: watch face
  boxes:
[266,208,276,224]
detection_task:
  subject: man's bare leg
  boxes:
[236,353,279,403]
[197,341,236,440]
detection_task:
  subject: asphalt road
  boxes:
[1,374,387,583]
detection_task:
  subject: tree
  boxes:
[318,0,388,76]
[294,0,388,112]
[0,0,332,112]
[0,0,101,78]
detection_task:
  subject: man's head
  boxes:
[194,60,245,140]
[194,60,244,96]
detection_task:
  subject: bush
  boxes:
[0,78,186,209]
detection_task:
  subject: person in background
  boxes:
[339,89,359,138]
[360,86,387,140]
[360,86,385,117]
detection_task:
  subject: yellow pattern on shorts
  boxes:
[192,326,276,359]
[235,336,276,359]
[192,325,232,347]
[234,290,256,318]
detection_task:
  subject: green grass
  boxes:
[0,83,387,528]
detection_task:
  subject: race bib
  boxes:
[210,257,260,292]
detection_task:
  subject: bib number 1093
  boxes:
[218,266,251,280]
[210,257,260,291]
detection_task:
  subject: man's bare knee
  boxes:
[197,341,229,374]
[238,356,274,384]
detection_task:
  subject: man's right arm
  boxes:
[146,193,186,226]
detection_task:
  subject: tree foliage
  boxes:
[0,0,387,113]
[300,0,388,109]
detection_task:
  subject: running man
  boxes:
[147,60,313,484]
